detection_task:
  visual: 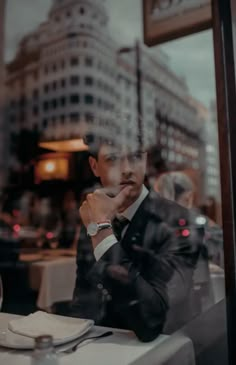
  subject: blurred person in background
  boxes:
[59,190,81,249]
[145,145,169,189]
[154,171,224,312]
[154,171,223,268]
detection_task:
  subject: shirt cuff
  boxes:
[94,234,118,261]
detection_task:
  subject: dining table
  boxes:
[0,312,196,365]
[19,249,77,311]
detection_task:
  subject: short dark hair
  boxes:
[84,132,144,158]
[83,133,117,158]
[82,111,144,157]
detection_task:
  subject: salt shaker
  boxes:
[31,335,59,365]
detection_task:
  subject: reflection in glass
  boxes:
[0,276,3,311]
[0,0,229,363]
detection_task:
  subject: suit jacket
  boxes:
[72,190,203,342]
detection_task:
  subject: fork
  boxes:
[62,331,113,353]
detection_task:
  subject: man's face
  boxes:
[89,144,147,207]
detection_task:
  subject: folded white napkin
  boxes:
[8,311,93,341]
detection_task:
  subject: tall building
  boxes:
[203,101,221,202]
[0,0,6,187]
[5,0,206,187]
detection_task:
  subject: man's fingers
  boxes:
[100,187,121,197]
[113,185,132,208]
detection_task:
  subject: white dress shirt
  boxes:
[94,185,149,261]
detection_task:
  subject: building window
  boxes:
[61,79,66,87]
[61,59,65,69]
[71,57,79,66]
[44,84,49,93]
[79,7,85,15]
[85,113,94,123]
[43,119,48,128]
[85,57,93,67]
[60,97,66,106]
[85,94,94,104]
[52,81,57,90]
[33,106,39,116]
[52,63,57,72]
[52,99,57,109]
[33,89,38,99]
[43,101,49,111]
[20,96,26,107]
[61,115,65,124]
[70,76,79,85]
[70,94,80,104]
[85,76,93,86]
[70,113,79,122]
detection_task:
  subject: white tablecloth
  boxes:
[0,313,195,365]
[29,257,76,310]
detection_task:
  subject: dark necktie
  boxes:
[112,216,129,241]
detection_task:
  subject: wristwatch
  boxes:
[87,221,112,237]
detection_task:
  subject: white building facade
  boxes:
[203,101,221,202]
[5,0,206,192]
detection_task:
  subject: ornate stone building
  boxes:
[5,0,206,192]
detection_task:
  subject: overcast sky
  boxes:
[4,0,216,108]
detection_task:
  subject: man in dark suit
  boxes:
[72,135,203,342]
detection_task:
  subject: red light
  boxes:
[182,229,190,237]
[46,232,54,239]
[179,219,186,226]
[13,224,21,233]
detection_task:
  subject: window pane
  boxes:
[1,1,230,364]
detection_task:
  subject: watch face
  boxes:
[87,222,98,237]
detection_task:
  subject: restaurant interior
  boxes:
[0,0,236,364]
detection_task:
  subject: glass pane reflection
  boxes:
[0,1,228,364]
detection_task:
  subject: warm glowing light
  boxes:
[35,156,69,182]
[39,139,88,152]
[45,161,56,173]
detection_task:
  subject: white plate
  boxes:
[0,313,94,350]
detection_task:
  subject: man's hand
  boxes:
[79,186,131,228]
